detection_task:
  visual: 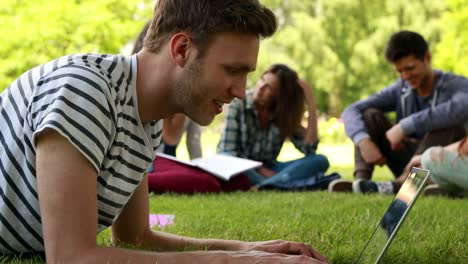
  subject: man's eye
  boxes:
[226,68,239,74]
[226,66,246,75]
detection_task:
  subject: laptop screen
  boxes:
[356,167,430,264]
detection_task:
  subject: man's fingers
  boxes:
[259,241,290,254]
[287,243,312,257]
[285,242,329,263]
[249,241,329,263]
[308,247,330,263]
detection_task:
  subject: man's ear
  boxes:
[170,33,192,67]
[424,51,431,63]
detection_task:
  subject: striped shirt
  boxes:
[217,90,317,167]
[0,54,162,254]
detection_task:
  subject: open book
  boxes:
[156,153,262,181]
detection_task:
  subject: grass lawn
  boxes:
[3,131,467,263]
[146,192,467,264]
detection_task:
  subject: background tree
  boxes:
[258,0,447,116]
[0,0,153,90]
[434,0,468,75]
[1,0,463,117]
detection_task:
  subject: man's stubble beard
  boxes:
[173,59,209,125]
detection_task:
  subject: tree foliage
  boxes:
[0,0,153,90]
[434,0,468,75]
[1,0,466,117]
[258,0,447,116]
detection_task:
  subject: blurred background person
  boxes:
[217,63,330,189]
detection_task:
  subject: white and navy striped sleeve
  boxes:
[29,65,115,172]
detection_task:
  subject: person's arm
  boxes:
[342,82,401,164]
[400,136,468,179]
[185,118,203,159]
[385,123,406,151]
[398,77,468,138]
[342,81,401,145]
[115,182,328,262]
[297,79,318,144]
[36,129,216,263]
[286,80,319,155]
[358,137,388,165]
[37,129,327,263]
[113,166,248,252]
[113,173,327,261]
[36,128,177,263]
[435,136,468,154]
[457,137,468,155]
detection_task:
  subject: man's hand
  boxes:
[240,240,329,263]
[224,250,328,264]
[459,137,468,156]
[257,166,276,178]
[358,138,387,165]
[404,155,422,171]
[386,123,405,150]
[156,250,329,264]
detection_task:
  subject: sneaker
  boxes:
[328,179,353,192]
[423,184,467,198]
[352,179,395,194]
[423,184,450,197]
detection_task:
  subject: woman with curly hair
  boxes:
[218,64,330,189]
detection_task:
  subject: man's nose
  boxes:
[400,71,410,80]
[231,84,246,100]
[231,77,247,100]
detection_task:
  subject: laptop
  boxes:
[355,167,430,264]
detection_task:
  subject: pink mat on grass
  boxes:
[149,214,175,228]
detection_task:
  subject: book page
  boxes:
[156,153,195,167]
[192,154,262,181]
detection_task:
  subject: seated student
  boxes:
[329,30,468,194]
[133,22,202,160]
[217,64,330,189]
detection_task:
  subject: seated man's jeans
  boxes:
[354,108,466,180]
[245,154,329,187]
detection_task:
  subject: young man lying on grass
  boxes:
[0,0,328,263]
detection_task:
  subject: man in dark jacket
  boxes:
[329,30,468,194]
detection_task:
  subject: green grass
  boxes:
[5,192,467,263]
[3,130,467,263]
[147,192,467,264]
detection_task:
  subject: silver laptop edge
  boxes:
[356,167,430,264]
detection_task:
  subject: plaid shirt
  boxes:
[217,90,318,167]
